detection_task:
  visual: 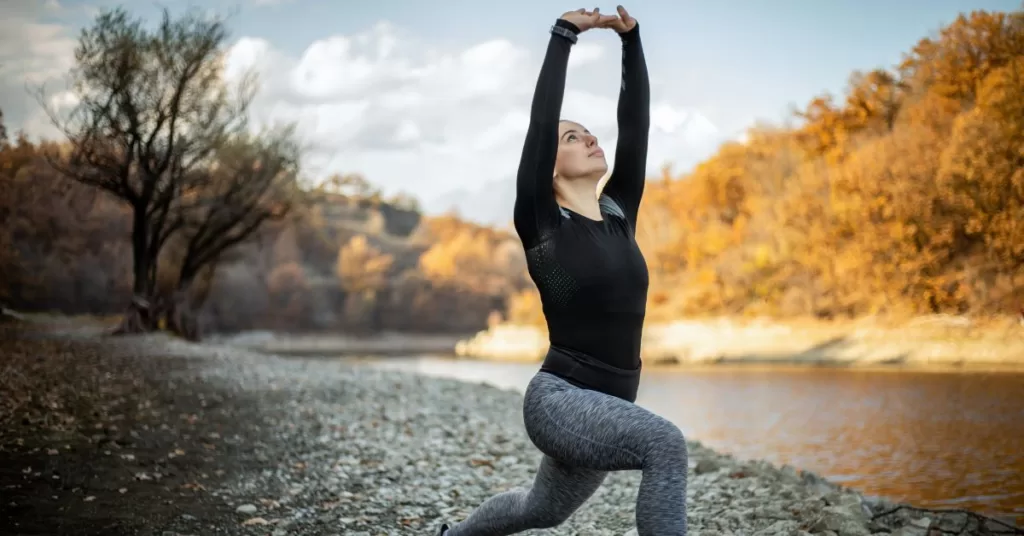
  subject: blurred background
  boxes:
[2,0,1022,526]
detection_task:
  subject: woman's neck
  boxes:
[554,177,602,220]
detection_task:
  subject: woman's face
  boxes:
[554,120,607,180]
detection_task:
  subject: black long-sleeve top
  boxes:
[513,18,651,397]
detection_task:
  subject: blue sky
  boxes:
[3,0,1020,224]
[226,0,1020,132]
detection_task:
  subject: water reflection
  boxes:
[367,357,1024,521]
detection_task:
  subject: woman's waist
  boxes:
[539,344,641,402]
[544,313,644,365]
[546,343,641,375]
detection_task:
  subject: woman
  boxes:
[439,6,688,535]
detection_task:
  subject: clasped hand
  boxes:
[560,5,636,33]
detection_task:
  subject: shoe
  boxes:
[438,523,450,535]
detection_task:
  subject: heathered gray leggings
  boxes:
[446,371,688,535]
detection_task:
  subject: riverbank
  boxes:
[210,330,467,357]
[10,306,1024,370]
[455,315,1024,369]
[1,322,1020,535]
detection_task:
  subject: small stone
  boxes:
[694,459,720,475]
[910,517,932,529]
[235,504,258,514]
[890,526,928,536]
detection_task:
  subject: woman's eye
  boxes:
[567,134,577,142]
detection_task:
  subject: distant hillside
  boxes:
[0,143,530,335]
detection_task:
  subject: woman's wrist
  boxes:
[553,17,582,42]
[618,22,639,41]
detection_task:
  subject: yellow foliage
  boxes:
[336,235,393,295]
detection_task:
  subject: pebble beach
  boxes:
[1,322,1018,535]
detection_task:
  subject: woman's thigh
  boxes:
[523,372,683,472]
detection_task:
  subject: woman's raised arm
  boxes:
[513,9,605,249]
[600,6,650,230]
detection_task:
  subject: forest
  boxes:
[2,7,1022,338]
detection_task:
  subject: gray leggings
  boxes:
[446,371,688,535]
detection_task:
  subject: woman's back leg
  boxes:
[444,454,606,535]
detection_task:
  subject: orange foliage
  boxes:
[617,8,1024,321]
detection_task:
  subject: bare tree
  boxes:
[37,7,254,333]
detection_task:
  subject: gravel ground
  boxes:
[1,322,1020,536]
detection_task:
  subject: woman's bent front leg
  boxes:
[524,372,688,535]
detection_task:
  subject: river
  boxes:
[364,356,1024,522]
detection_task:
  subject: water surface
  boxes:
[367,356,1024,522]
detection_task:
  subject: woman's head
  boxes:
[554,119,607,181]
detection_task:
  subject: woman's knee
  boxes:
[649,419,688,461]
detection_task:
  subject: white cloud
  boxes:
[226,22,725,224]
[4,9,722,225]
[568,42,606,69]
[0,0,78,139]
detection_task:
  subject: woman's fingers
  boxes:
[596,15,619,29]
[614,5,636,31]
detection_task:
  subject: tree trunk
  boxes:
[162,256,220,342]
[160,272,204,342]
[112,206,158,335]
[112,295,157,335]
[164,289,201,342]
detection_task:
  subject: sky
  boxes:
[2,0,1021,225]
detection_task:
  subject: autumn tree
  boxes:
[336,235,393,331]
[37,7,253,334]
[418,224,524,296]
[935,56,1024,309]
[0,117,21,303]
[1,136,132,311]
[266,262,310,329]
[842,69,907,135]
[898,10,1024,106]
